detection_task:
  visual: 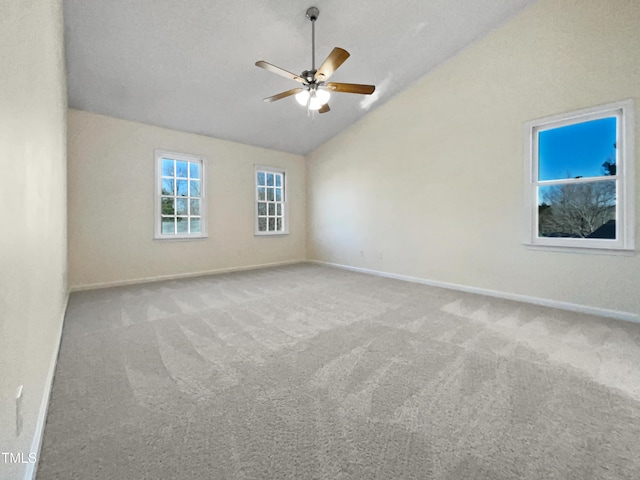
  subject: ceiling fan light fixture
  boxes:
[295,89,311,106]
[296,88,330,110]
[309,90,330,110]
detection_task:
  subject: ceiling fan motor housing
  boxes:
[301,70,317,83]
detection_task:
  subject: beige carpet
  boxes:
[38,263,640,479]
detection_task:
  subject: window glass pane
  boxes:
[161,217,175,234]
[538,117,617,181]
[538,180,616,238]
[158,154,206,239]
[176,198,188,215]
[162,159,174,177]
[190,199,200,215]
[190,180,200,197]
[177,180,188,196]
[176,161,188,178]
[161,197,175,215]
[161,179,174,195]
[177,217,188,233]
[255,168,285,234]
[189,162,200,179]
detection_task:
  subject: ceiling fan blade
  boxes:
[255,61,305,84]
[319,103,330,114]
[325,82,376,95]
[263,88,303,102]
[314,48,350,82]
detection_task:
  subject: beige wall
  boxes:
[307,0,640,317]
[0,1,68,479]
[67,110,306,289]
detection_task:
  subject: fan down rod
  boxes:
[306,7,319,71]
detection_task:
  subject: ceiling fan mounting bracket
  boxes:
[305,7,319,22]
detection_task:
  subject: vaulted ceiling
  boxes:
[63,0,535,155]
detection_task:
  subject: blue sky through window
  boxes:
[538,117,616,181]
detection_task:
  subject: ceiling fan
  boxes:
[255,6,375,114]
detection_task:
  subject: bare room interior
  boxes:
[2,1,640,479]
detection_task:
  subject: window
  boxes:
[155,150,206,239]
[525,100,634,251]
[255,166,287,235]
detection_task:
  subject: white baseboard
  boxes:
[310,260,640,324]
[69,259,307,292]
[24,292,69,480]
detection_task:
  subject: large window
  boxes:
[255,166,287,235]
[155,150,206,239]
[525,100,634,251]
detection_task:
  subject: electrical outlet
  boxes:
[16,385,23,437]
[360,250,364,257]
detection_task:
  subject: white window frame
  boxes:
[524,99,635,252]
[154,150,207,240]
[254,165,288,236]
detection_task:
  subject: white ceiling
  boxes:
[63,0,535,155]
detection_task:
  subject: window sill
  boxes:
[523,242,635,256]
[154,234,208,241]
[254,232,289,237]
